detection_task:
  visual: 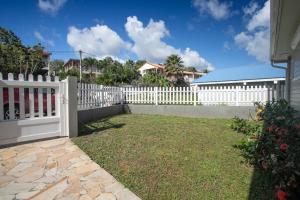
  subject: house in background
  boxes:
[270,0,300,111]
[138,62,204,83]
[63,59,102,76]
[191,65,286,99]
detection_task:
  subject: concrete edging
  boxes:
[78,104,124,124]
[77,104,256,124]
[123,104,255,119]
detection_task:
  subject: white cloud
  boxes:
[34,31,54,47]
[67,24,130,59]
[235,30,269,62]
[182,48,214,70]
[38,0,67,15]
[192,0,231,20]
[125,16,213,70]
[243,1,259,16]
[234,0,270,62]
[246,0,270,31]
[66,16,213,70]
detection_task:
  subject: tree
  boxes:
[50,60,65,74]
[96,58,123,85]
[185,66,197,72]
[137,72,170,87]
[96,58,140,86]
[82,57,99,83]
[164,54,184,85]
[135,60,146,69]
[58,68,80,80]
[122,60,140,83]
[203,68,209,73]
[0,27,46,78]
[0,28,22,46]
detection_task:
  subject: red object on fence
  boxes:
[2,88,55,118]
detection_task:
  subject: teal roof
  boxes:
[194,65,285,83]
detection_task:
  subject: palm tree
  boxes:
[164,54,184,83]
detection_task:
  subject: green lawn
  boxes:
[72,114,273,200]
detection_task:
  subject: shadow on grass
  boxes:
[78,117,125,136]
[232,144,274,199]
[248,168,274,200]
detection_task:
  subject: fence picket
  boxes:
[46,76,52,116]
[38,75,43,117]
[75,81,285,108]
[28,74,34,118]
[8,73,15,120]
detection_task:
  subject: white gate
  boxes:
[0,73,76,145]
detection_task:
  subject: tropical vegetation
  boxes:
[231,100,300,200]
[0,27,47,78]
[0,27,207,87]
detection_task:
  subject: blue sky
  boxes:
[1,0,275,74]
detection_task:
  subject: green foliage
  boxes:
[137,71,171,87]
[184,66,197,72]
[0,27,46,77]
[165,54,184,83]
[231,117,262,163]
[122,60,140,83]
[231,117,262,136]
[96,58,139,86]
[50,59,64,74]
[58,69,80,80]
[203,69,209,73]
[135,60,146,69]
[231,100,300,199]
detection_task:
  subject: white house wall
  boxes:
[138,63,158,76]
[290,48,300,112]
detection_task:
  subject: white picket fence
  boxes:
[0,73,60,121]
[77,83,122,109]
[0,72,77,145]
[122,84,285,106]
[77,83,285,108]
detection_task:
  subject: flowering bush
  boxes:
[231,100,300,199]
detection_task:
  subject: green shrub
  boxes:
[231,117,262,136]
[231,100,300,199]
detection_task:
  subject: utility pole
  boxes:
[79,50,82,82]
[47,52,51,76]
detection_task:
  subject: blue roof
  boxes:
[194,65,285,83]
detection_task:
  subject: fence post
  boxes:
[65,76,78,138]
[193,86,197,106]
[235,86,240,106]
[120,87,124,105]
[155,87,158,105]
[100,85,104,107]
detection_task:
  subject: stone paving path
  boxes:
[0,138,141,200]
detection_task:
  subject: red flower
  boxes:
[276,190,287,200]
[280,143,288,151]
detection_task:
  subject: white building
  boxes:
[270,0,300,112]
[138,62,204,83]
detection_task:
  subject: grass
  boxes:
[72,114,273,200]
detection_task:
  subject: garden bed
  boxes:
[73,114,273,199]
